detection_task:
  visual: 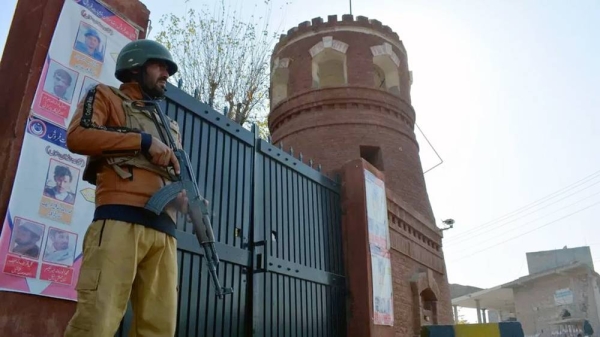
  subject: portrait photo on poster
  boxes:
[77,76,100,104]
[43,159,81,206]
[41,59,80,104]
[73,21,106,63]
[8,217,46,261]
[42,227,77,267]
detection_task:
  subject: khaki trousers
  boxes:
[64,219,178,337]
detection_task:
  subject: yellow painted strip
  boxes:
[454,323,501,337]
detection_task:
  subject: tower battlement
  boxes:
[273,14,406,57]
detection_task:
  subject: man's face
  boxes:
[85,35,100,52]
[15,226,37,246]
[142,60,170,97]
[52,232,69,250]
[53,74,70,97]
[54,174,71,193]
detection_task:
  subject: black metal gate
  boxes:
[116,83,346,337]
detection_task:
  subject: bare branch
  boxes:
[155,0,287,127]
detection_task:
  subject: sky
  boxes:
[2,0,600,323]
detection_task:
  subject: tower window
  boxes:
[272,67,289,106]
[312,49,347,88]
[371,43,401,95]
[271,57,291,106]
[373,55,400,95]
[360,145,384,171]
[309,36,349,89]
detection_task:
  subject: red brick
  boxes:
[269,25,432,222]
[271,18,452,336]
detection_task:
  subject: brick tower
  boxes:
[268,14,453,336]
[268,14,435,223]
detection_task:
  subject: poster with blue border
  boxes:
[0,0,139,301]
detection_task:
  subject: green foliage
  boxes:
[154,0,287,127]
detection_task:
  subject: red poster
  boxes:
[3,254,39,278]
[40,263,74,285]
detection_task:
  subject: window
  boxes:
[309,36,349,89]
[371,43,401,95]
[360,145,384,171]
[272,67,289,106]
[271,57,290,106]
[420,288,438,325]
[373,54,400,95]
[312,49,347,88]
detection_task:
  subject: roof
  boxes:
[502,261,597,288]
[450,284,484,299]
[451,285,515,312]
[451,262,598,312]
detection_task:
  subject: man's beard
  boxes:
[142,77,167,99]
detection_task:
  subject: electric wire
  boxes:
[450,200,600,262]
[449,190,600,255]
[447,169,600,242]
[446,184,600,247]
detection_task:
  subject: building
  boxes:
[268,14,453,336]
[452,246,599,337]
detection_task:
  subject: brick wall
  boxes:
[387,188,453,336]
[272,31,411,104]
[268,17,435,223]
[512,268,600,335]
[340,159,453,337]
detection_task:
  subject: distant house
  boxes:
[451,246,598,337]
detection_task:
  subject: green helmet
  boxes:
[115,39,178,82]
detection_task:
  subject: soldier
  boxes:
[64,39,188,337]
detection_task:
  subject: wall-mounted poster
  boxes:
[364,169,394,326]
[0,0,139,301]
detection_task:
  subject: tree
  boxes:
[250,114,271,140]
[154,0,286,135]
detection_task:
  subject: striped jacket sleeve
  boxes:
[66,85,152,157]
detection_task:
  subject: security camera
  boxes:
[442,219,455,226]
[440,219,455,231]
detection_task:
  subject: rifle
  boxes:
[133,99,234,299]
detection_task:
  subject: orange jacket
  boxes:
[67,82,179,221]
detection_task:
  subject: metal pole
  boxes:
[349,0,352,14]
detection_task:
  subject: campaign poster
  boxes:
[364,169,394,326]
[0,0,139,301]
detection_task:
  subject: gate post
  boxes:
[0,1,149,335]
[340,158,394,337]
[251,124,267,336]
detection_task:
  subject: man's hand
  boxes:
[167,190,210,223]
[148,136,181,174]
[169,190,189,214]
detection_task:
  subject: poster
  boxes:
[0,0,139,301]
[554,288,574,306]
[364,169,394,326]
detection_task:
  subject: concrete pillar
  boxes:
[482,309,487,323]
[475,299,482,323]
[453,305,459,322]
